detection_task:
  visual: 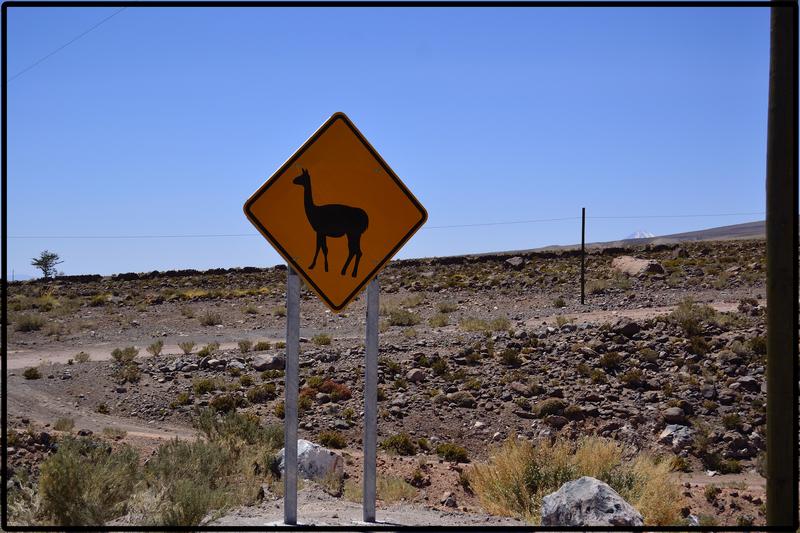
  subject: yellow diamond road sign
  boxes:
[244,112,428,312]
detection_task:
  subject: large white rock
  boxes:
[611,256,665,277]
[541,476,644,526]
[278,439,344,481]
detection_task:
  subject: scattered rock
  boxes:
[541,476,644,526]
[612,256,666,276]
[252,354,285,371]
[278,439,343,481]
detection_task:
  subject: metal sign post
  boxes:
[284,267,300,525]
[363,277,379,522]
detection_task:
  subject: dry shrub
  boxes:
[468,436,682,525]
[38,438,139,525]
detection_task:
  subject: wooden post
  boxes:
[765,2,796,527]
[581,207,586,305]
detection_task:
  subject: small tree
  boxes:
[31,250,63,278]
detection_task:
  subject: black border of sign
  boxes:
[243,111,428,312]
[1,2,797,532]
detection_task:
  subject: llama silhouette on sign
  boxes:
[293,168,369,277]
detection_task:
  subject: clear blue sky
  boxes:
[6,6,770,277]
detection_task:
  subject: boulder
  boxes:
[737,376,761,393]
[658,424,694,451]
[446,391,476,408]
[278,439,343,481]
[611,256,666,276]
[662,407,686,424]
[541,476,644,526]
[252,354,285,371]
[406,368,426,383]
[612,319,641,338]
[505,256,525,270]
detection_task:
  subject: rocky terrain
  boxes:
[5,239,768,526]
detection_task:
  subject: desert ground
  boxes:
[5,238,768,526]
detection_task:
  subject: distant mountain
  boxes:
[490,220,767,257]
[626,230,655,239]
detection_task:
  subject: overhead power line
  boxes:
[8,211,765,239]
[7,7,126,83]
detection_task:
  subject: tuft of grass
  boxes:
[312,333,332,346]
[113,363,141,384]
[15,313,45,332]
[146,340,164,357]
[199,311,222,327]
[237,340,252,353]
[428,314,450,328]
[272,306,286,317]
[499,349,522,367]
[533,398,566,417]
[102,427,127,439]
[23,367,41,380]
[318,431,347,449]
[197,342,220,358]
[246,383,276,404]
[381,433,418,456]
[178,342,196,355]
[387,309,420,327]
[437,301,458,313]
[193,378,220,395]
[468,436,681,525]
[53,418,75,432]
[74,351,91,364]
[553,296,566,308]
[599,351,622,371]
[436,442,469,463]
[668,298,717,337]
[111,346,138,363]
[170,392,192,409]
[254,341,271,351]
[460,316,510,333]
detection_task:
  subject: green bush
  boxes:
[254,341,271,351]
[111,346,138,363]
[428,314,449,328]
[197,342,220,358]
[599,352,622,370]
[146,340,164,357]
[170,392,192,408]
[499,349,522,367]
[436,442,469,463]
[312,333,332,345]
[113,363,141,384]
[193,378,219,395]
[178,341,196,355]
[387,309,420,327]
[23,367,41,380]
[246,383,276,404]
[318,431,347,449]
[534,398,566,417]
[381,433,417,456]
[199,311,222,327]
[238,340,252,353]
[209,394,239,413]
[38,437,139,525]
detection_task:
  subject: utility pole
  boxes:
[765,1,796,528]
[580,207,586,305]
